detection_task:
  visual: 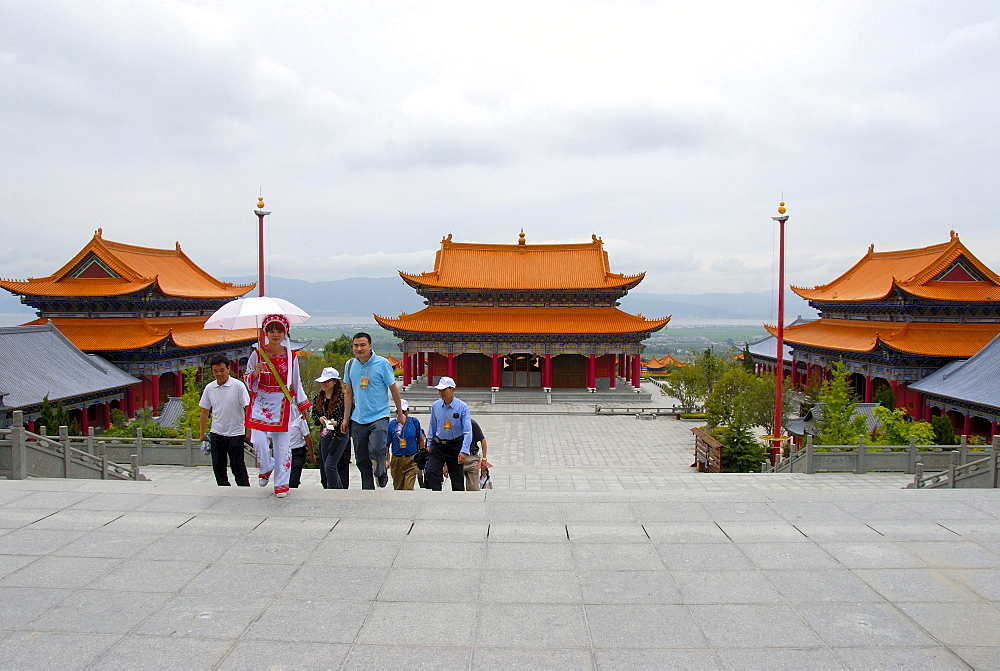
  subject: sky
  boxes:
[1,0,998,297]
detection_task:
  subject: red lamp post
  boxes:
[771,201,789,451]
[254,196,271,297]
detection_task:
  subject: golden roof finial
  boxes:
[777,201,787,215]
[257,196,265,209]
[518,229,526,246]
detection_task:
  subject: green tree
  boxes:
[873,384,896,410]
[36,395,78,434]
[324,334,352,357]
[102,408,181,438]
[869,406,935,445]
[705,368,784,433]
[661,363,706,409]
[721,423,768,473]
[177,367,203,436]
[813,361,867,446]
[741,344,756,374]
[930,415,959,445]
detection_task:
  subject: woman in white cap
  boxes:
[312,366,350,489]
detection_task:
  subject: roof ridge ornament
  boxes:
[518,230,525,246]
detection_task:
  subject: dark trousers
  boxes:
[426,438,465,491]
[289,447,307,488]
[319,430,350,489]
[209,433,250,486]
[352,418,388,490]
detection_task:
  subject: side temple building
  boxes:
[0,230,257,417]
[766,232,1000,436]
[375,233,670,391]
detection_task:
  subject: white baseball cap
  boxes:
[315,367,340,382]
[434,376,457,390]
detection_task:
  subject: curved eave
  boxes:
[25,317,258,352]
[397,271,645,291]
[0,278,157,298]
[767,320,1000,358]
[375,309,670,336]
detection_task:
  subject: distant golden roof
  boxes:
[399,233,645,291]
[0,230,255,299]
[25,317,257,352]
[644,354,685,369]
[792,232,1000,303]
[767,319,1000,358]
[375,306,670,335]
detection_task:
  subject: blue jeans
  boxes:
[352,417,388,490]
[320,429,350,489]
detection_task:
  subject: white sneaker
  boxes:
[276,491,287,498]
[259,472,271,487]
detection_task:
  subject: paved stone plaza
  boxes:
[1,386,999,669]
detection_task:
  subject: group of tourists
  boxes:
[198,317,490,496]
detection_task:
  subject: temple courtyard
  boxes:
[2,387,1000,669]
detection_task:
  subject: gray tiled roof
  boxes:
[910,334,1000,409]
[157,397,184,429]
[786,402,882,438]
[0,323,138,409]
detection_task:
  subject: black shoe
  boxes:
[377,472,388,488]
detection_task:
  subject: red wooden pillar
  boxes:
[27,419,35,432]
[609,357,616,389]
[79,405,89,433]
[963,413,971,436]
[103,402,111,430]
[447,352,455,381]
[991,420,997,439]
[402,353,411,387]
[587,354,596,390]
[616,354,623,378]
[543,354,551,389]
[864,375,873,403]
[491,353,500,388]
[175,370,184,397]
[151,374,160,413]
[632,355,641,389]
[890,380,899,406]
[417,352,425,377]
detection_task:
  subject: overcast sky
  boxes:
[1,0,997,298]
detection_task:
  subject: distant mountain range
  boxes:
[0,276,816,322]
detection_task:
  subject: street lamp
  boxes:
[254,196,271,297]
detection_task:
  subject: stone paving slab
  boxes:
[1,478,999,669]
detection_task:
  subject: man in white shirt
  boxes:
[199,354,251,486]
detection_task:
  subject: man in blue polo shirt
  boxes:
[386,399,423,490]
[341,332,404,489]
[425,376,472,491]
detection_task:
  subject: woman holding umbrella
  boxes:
[244,313,311,497]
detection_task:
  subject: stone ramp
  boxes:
[1,478,999,669]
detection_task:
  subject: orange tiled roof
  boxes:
[0,230,254,299]
[644,354,684,369]
[399,233,645,291]
[766,318,1000,358]
[375,306,670,335]
[791,232,1000,303]
[25,317,257,352]
[385,354,402,370]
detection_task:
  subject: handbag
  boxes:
[413,447,430,470]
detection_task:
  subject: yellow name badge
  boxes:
[443,420,451,431]
[400,438,407,449]
[360,376,369,389]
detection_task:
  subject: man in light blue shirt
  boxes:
[341,332,404,489]
[425,376,472,491]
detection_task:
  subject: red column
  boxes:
[991,420,997,439]
[27,419,35,432]
[418,352,425,376]
[491,354,500,388]
[890,380,899,406]
[402,353,411,387]
[79,406,89,433]
[175,370,184,397]
[617,354,624,378]
[544,354,551,388]
[151,374,160,413]
[587,354,596,389]
[963,413,971,436]
[609,357,616,389]
[103,402,111,430]
[447,352,455,381]
[864,375,873,403]
[632,355,641,389]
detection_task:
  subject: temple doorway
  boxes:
[502,353,540,388]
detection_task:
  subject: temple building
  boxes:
[375,233,670,391]
[767,232,1000,430]
[0,230,257,417]
[642,354,686,375]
